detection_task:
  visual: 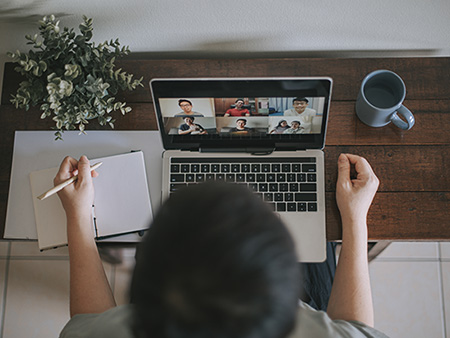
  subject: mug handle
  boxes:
[390,105,415,130]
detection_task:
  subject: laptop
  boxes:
[150,77,332,262]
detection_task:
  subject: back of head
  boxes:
[130,182,300,338]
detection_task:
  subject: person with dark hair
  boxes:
[283,120,304,134]
[174,99,204,117]
[224,98,251,117]
[58,154,387,337]
[284,97,316,133]
[178,116,207,135]
[269,119,290,134]
[230,118,252,134]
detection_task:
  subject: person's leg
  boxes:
[299,242,337,311]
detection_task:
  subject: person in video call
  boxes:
[178,116,207,135]
[174,99,204,117]
[269,119,290,134]
[224,98,251,117]
[284,97,316,133]
[283,120,304,134]
[229,118,252,134]
[57,153,387,338]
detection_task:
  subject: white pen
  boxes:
[37,162,102,200]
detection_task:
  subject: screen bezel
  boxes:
[150,77,332,151]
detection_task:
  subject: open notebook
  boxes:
[30,151,153,250]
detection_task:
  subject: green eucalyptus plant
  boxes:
[8,15,143,140]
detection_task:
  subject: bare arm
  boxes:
[55,156,116,317]
[327,153,379,327]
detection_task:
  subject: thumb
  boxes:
[337,153,351,185]
[77,156,92,183]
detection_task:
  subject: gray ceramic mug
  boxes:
[356,70,415,130]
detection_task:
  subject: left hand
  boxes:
[54,155,98,220]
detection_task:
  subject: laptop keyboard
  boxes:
[169,157,318,212]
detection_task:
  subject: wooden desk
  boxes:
[1,57,449,242]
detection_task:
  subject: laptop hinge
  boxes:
[199,148,275,155]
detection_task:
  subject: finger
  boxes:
[54,156,77,183]
[76,155,92,184]
[345,154,374,177]
[337,153,351,185]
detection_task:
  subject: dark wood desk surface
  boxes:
[1,57,449,241]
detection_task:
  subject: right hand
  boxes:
[336,154,379,226]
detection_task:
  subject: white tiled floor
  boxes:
[0,240,448,337]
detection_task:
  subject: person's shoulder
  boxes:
[284,108,295,115]
[305,108,316,115]
[288,302,389,338]
[60,305,135,338]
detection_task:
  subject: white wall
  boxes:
[1,0,450,100]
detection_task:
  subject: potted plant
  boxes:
[7,15,143,140]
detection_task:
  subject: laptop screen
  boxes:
[150,78,332,151]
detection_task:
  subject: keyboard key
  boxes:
[231,164,240,172]
[206,173,215,181]
[242,164,250,172]
[181,164,190,173]
[287,203,297,211]
[251,164,261,172]
[282,164,291,172]
[285,192,294,201]
[170,164,180,173]
[302,164,316,172]
[289,183,299,192]
[297,173,306,182]
[279,183,289,192]
[236,174,246,182]
[307,173,317,182]
[191,164,200,173]
[248,183,258,192]
[221,164,230,173]
[196,174,205,182]
[259,183,268,192]
[287,173,296,182]
[292,163,301,172]
[297,202,307,211]
[267,173,276,182]
[300,183,317,192]
[186,174,195,182]
[216,173,225,181]
[246,173,256,182]
[308,203,317,212]
[262,164,271,172]
[277,173,286,182]
[170,174,184,182]
[269,183,278,192]
[226,174,235,182]
[201,164,210,172]
[277,203,286,212]
[264,193,273,202]
[170,183,186,192]
[295,193,317,201]
[211,164,220,173]
[272,164,281,172]
[274,193,283,201]
[257,174,266,182]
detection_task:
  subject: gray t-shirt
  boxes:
[60,302,389,338]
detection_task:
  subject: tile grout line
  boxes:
[0,242,12,338]
[438,244,447,338]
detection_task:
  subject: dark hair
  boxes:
[276,120,287,128]
[130,183,300,338]
[235,98,245,104]
[178,99,192,106]
[236,118,247,124]
[184,116,194,121]
[292,120,301,125]
[292,97,308,104]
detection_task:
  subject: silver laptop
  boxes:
[150,77,332,262]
